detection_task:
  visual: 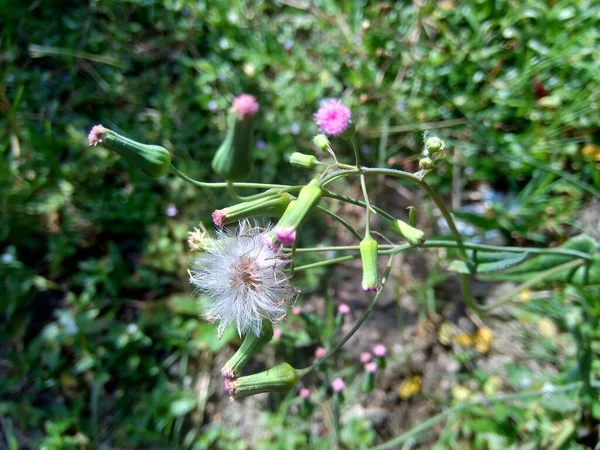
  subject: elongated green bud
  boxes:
[211,94,259,181]
[212,193,292,228]
[360,235,380,292]
[272,180,323,247]
[224,362,300,399]
[387,218,426,247]
[221,322,273,379]
[290,152,319,169]
[88,125,171,178]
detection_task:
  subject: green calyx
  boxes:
[221,322,274,379]
[227,362,300,399]
[360,234,380,292]
[212,193,293,227]
[387,218,426,247]
[212,111,256,181]
[274,180,323,232]
[90,125,171,178]
[290,152,320,169]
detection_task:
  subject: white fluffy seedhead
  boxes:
[190,220,295,337]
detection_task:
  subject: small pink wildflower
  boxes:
[274,227,296,246]
[365,362,377,373]
[360,352,372,363]
[315,347,327,359]
[314,99,351,136]
[292,306,302,315]
[338,303,350,315]
[88,125,105,146]
[331,377,345,392]
[299,387,311,399]
[373,344,387,357]
[232,94,259,119]
[273,328,282,340]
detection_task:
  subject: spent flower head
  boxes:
[314,99,351,136]
[189,220,295,337]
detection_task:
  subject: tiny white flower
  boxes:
[189,220,295,337]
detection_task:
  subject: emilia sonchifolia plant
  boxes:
[89,94,600,438]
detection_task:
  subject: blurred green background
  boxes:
[1,0,600,448]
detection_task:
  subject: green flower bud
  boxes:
[272,180,323,246]
[424,136,444,154]
[407,206,417,227]
[212,193,292,228]
[418,157,434,170]
[211,95,259,181]
[312,134,330,151]
[224,362,300,399]
[387,218,426,247]
[360,235,380,292]
[221,322,273,379]
[88,125,171,178]
[290,152,319,169]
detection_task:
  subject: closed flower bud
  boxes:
[225,362,300,399]
[312,134,330,151]
[290,152,320,169]
[221,322,274,379]
[88,125,171,178]
[360,235,380,292]
[212,193,292,228]
[272,180,323,247]
[211,94,259,181]
[418,156,434,170]
[387,218,426,247]
[424,136,444,155]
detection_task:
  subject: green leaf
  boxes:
[169,397,197,417]
[540,392,579,413]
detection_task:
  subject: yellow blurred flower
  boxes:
[475,327,493,354]
[518,289,533,303]
[453,333,474,348]
[437,322,455,346]
[452,385,473,402]
[397,376,422,400]
[538,317,558,338]
[582,144,600,162]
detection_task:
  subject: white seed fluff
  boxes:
[189,220,294,337]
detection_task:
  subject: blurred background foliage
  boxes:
[1,0,599,448]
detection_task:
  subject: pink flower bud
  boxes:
[299,387,311,399]
[331,377,345,392]
[292,306,302,315]
[338,303,350,315]
[274,227,297,246]
[360,352,372,363]
[232,94,259,120]
[315,347,327,359]
[212,210,226,227]
[88,125,105,146]
[365,362,377,373]
[373,344,387,357]
[273,328,282,340]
